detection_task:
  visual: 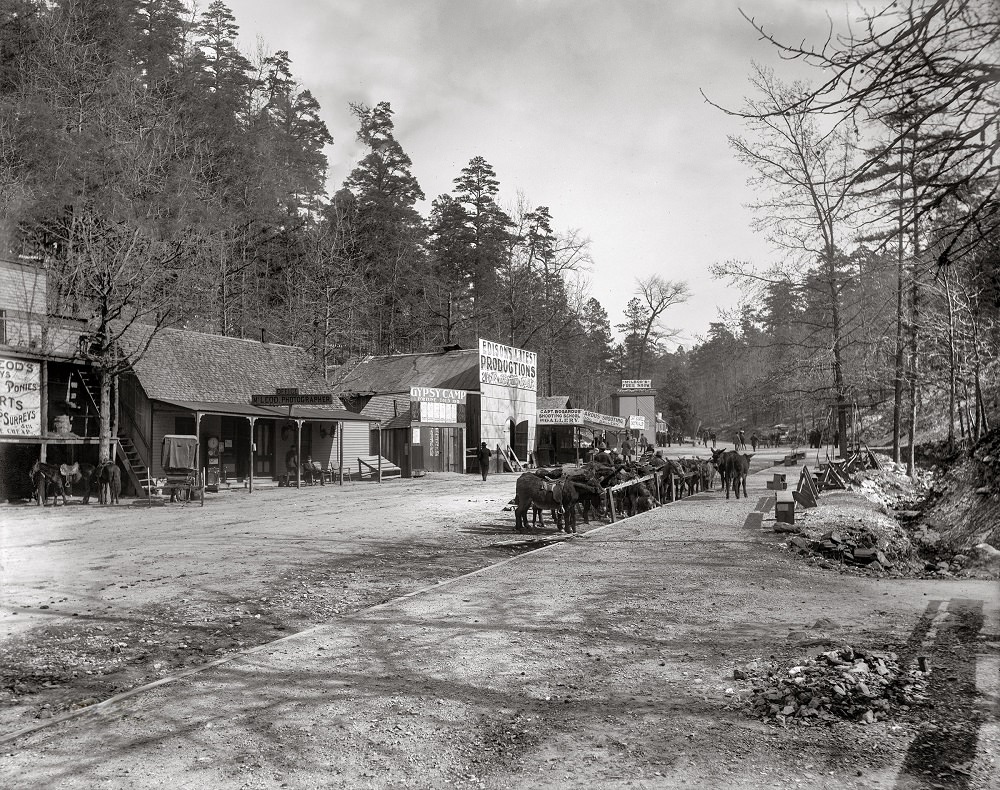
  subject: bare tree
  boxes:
[632,275,690,379]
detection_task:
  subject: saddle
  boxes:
[540,478,567,513]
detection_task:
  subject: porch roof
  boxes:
[156,399,371,422]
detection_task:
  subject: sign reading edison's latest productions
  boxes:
[479,339,537,390]
[0,356,41,436]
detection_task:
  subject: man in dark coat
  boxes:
[476,442,492,481]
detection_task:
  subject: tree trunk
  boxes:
[943,266,957,451]
[99,369,113,463]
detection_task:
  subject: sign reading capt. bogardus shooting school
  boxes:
[479,339,537,390]
[0,356,41,436]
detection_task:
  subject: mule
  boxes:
[97,461,121,504]
[30,461,66,506]
[60,462,97,504]
[717,451,754,499]
[513,472,580,534]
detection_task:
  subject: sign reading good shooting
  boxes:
[0,356,41,437]
[479,339,537,390]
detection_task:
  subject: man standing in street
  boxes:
[476,442,492,481]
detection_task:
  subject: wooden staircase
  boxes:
[357,455,402,481]
[117,434,153,496]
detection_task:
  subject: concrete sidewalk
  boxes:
[3,462,998,790]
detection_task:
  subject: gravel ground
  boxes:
[1,449,997,789]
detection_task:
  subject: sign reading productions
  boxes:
[0,356,41,436]
[479,339,537,390]
[621,379,652,390]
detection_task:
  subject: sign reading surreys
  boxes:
[621,379,652,390]
[409,387,466,404]
[0,356,41,436]
[479,339,537,390]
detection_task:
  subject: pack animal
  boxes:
[514,472,580,533]
[30,461,67,506]
[717,450,754,499]
[60,462,97,504]
[97,461,121,504]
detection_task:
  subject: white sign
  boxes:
[621,379,652,390]
[538,408,627,429]
[538,409,581,425]
[409,386,466,404]
[583,410,626,429]
[628,415,646,429]
[0,356,42,436]
[420,401,458,424]
[479,339,537,390]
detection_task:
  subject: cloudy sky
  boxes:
[225,0,852,348]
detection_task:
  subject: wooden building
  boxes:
[0,259,106,500]
[331,339,538,476]
[118,326,372,492]
[611,379,658,448]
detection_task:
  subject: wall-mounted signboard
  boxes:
[621,379,652,390]
[628,415,646,429]
[538,408,626,429]
[479,339,537,390]
[409,387,467,404]
[0,356,41,436]
[251,392,334,406]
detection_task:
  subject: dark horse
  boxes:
[514,472,580,534]
[98,461,121,504]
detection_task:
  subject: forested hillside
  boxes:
[1,0,997,463]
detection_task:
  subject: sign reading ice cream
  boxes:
[0,356,41,436]
[479,339,537,391]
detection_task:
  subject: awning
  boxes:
[155,399,370,422]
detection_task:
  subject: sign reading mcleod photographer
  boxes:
[479,339,537,391]
[0,356,42,436]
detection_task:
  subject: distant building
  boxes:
[611,380,657,447]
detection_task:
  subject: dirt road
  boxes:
[1,451,997,789]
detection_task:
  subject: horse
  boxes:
[97,461,121,504]
[717,450,754,499]
[30,461,66,506]
[60,462,97,504]
[513,472,580,534]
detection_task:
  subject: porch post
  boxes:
[248,416,255,494]
[339,420,344,485]
[296,419,303,488]
[40,361,48,462]
[377,424,382,483]
[195,411,204,506]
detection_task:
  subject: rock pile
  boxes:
[785,528,897,572]
[748,646,928,725]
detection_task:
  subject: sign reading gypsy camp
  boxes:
[0,356,42,436]
[479,339,537,390]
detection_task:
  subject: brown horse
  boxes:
[98,461,121,504]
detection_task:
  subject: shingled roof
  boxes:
[360,394,412,429]
[330,348,479,395]
[537,395,573,410]
[126,327,344,408]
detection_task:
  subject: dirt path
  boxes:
[1,455,997,789]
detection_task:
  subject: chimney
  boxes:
[260,328,266,344]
